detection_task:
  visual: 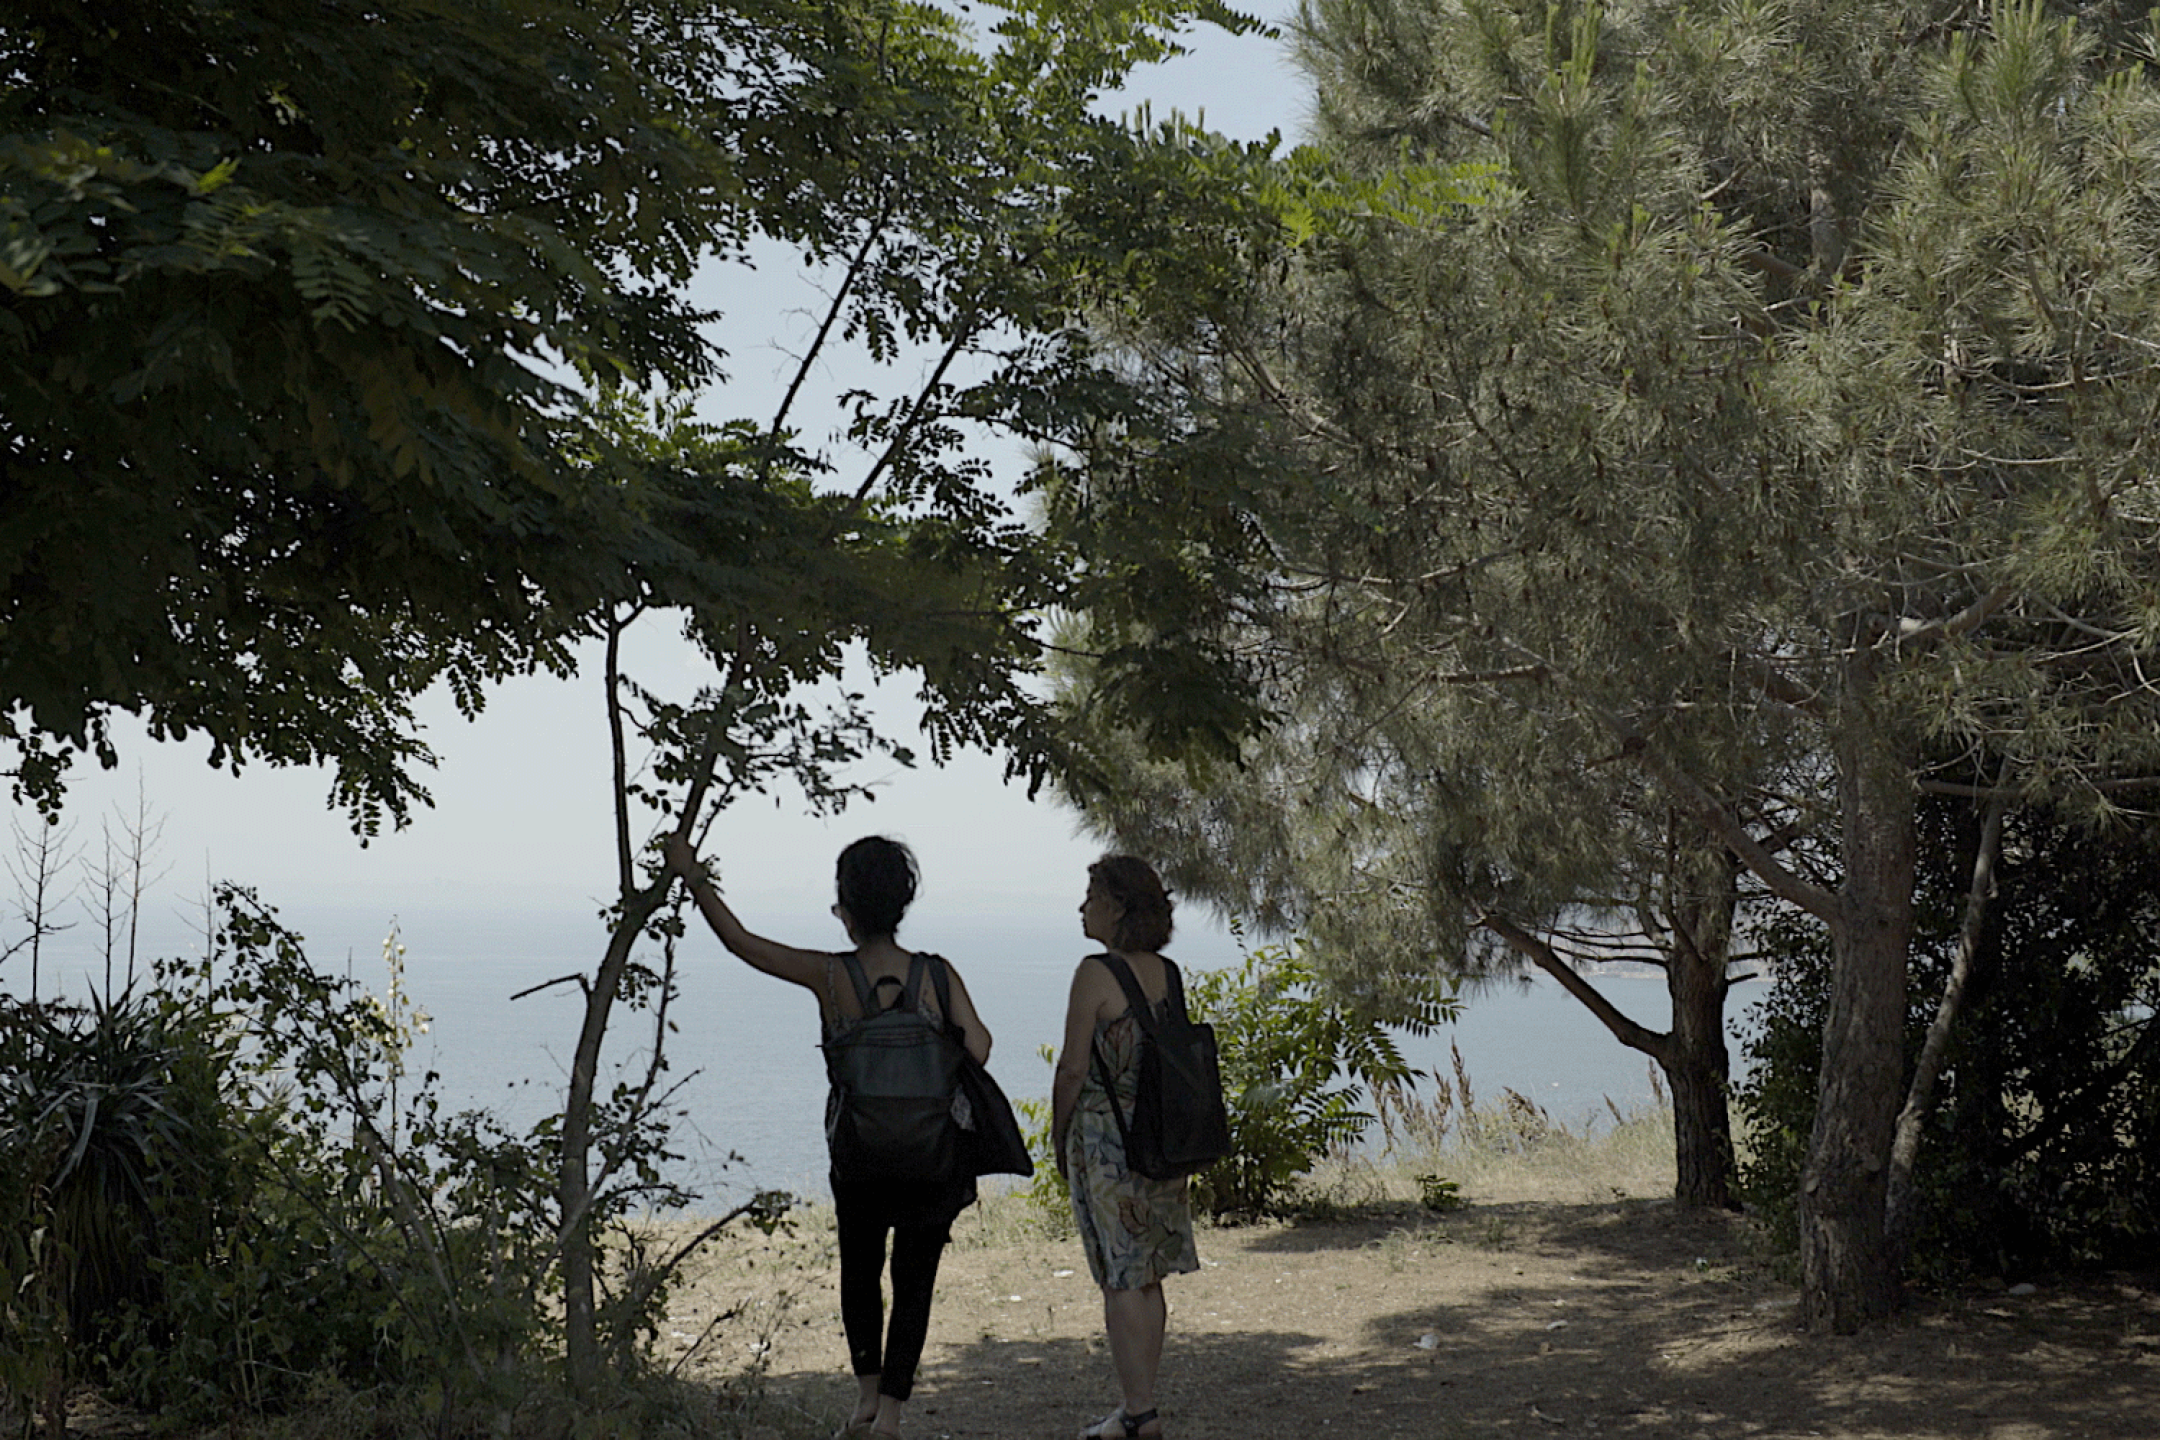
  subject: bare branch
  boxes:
[1887,784,2008,1250]
[677,616,755,848]
[770,186,901,439]
[1740,652,1824,715]
[844,318,981,513]
[1637,748,1840,923]
[608,612,636,900]
[1477,909,1671,1060]
[1739,247,1807,283]
[512,973,589,1001]
[1228,338,1364,448]
[1434,664,1548,686]
[1920,773,2160,798]
[1465,628,1840,921]
[1893,581,2015,646]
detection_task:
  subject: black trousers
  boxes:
[832,1179,965,1401]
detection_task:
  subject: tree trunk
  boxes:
[1482,872,1739,1210]
[558,885,676,1394]
[1799,703,1916,1333]
[1666,898,1738,1208]
[558,915,644,1397]
[561,615,730,1395]
[1659,840,1741,1208]
[1666,1039,1735,1209]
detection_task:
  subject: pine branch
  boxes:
[1891,582,2014,646]
[1477,910,1670,1060]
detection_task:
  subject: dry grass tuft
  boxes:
[1306,1038,1680,1209]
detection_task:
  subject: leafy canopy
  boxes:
[0,0,789,830]
[1,0,1291,834]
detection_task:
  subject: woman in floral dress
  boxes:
[1052,856,1199,1440]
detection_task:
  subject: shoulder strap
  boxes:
[840,952,935,1016]
[1087,953,1154,1146]
[898,951,929,1012]
[1159,958,1188,1021]
[1092,952,1156,1030]
[918,953,962,1040]
[1087,978,1136,1152]
[835,952,879,1015]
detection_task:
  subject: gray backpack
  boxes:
[822,953,964,1184]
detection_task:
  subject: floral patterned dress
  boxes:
[1065,1011,1200,1291]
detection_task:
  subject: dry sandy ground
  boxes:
[673,1194,2160,1440]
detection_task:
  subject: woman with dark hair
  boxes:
[667,834,989,1440]
[1052,856,1199,1440]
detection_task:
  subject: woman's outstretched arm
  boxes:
[665,836,830,993]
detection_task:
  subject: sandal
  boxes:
[1079,1407,1160,1439]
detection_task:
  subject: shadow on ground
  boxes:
[744,1198,2160,1440]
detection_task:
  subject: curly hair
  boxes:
[836,836,919,939]
[1088,854,1174,952]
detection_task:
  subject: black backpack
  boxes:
[1089,952,1232,1181]
[822,952,965,1185]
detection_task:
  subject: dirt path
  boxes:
[677,1197,2160,1440]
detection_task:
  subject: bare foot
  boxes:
[831,1403,879,1438]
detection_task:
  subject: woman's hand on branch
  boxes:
[671,839,829,994]
[664,834,711,887]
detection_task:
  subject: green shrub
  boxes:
[1013,1048,1078,1233]
[1736,799,2160,1280]
[1730,907,1834,1261]
[0,978,240,1419]
[1412,1174,1465,1212]
[1187,938,1456,1216]
[145,889,569,1423]
[5,885,763,1430]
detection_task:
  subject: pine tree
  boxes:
[1055,0,2160,1328]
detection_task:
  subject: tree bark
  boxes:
[1667,1032,1736,1209]
[559,898,662,1396]
[1799,693,1916,1333]
[1665,848,1741,1210]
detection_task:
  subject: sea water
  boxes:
[14,898,1769,1210]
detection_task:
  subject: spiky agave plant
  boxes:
[0,984,236,1390]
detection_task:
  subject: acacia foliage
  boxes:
[610,0,1287,804]
[0,0,1286,831]
[1051,0,2160,1326]
[0,0,776,828]
[465,0,1292,1395]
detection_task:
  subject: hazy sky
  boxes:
[11,9,1305,984]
